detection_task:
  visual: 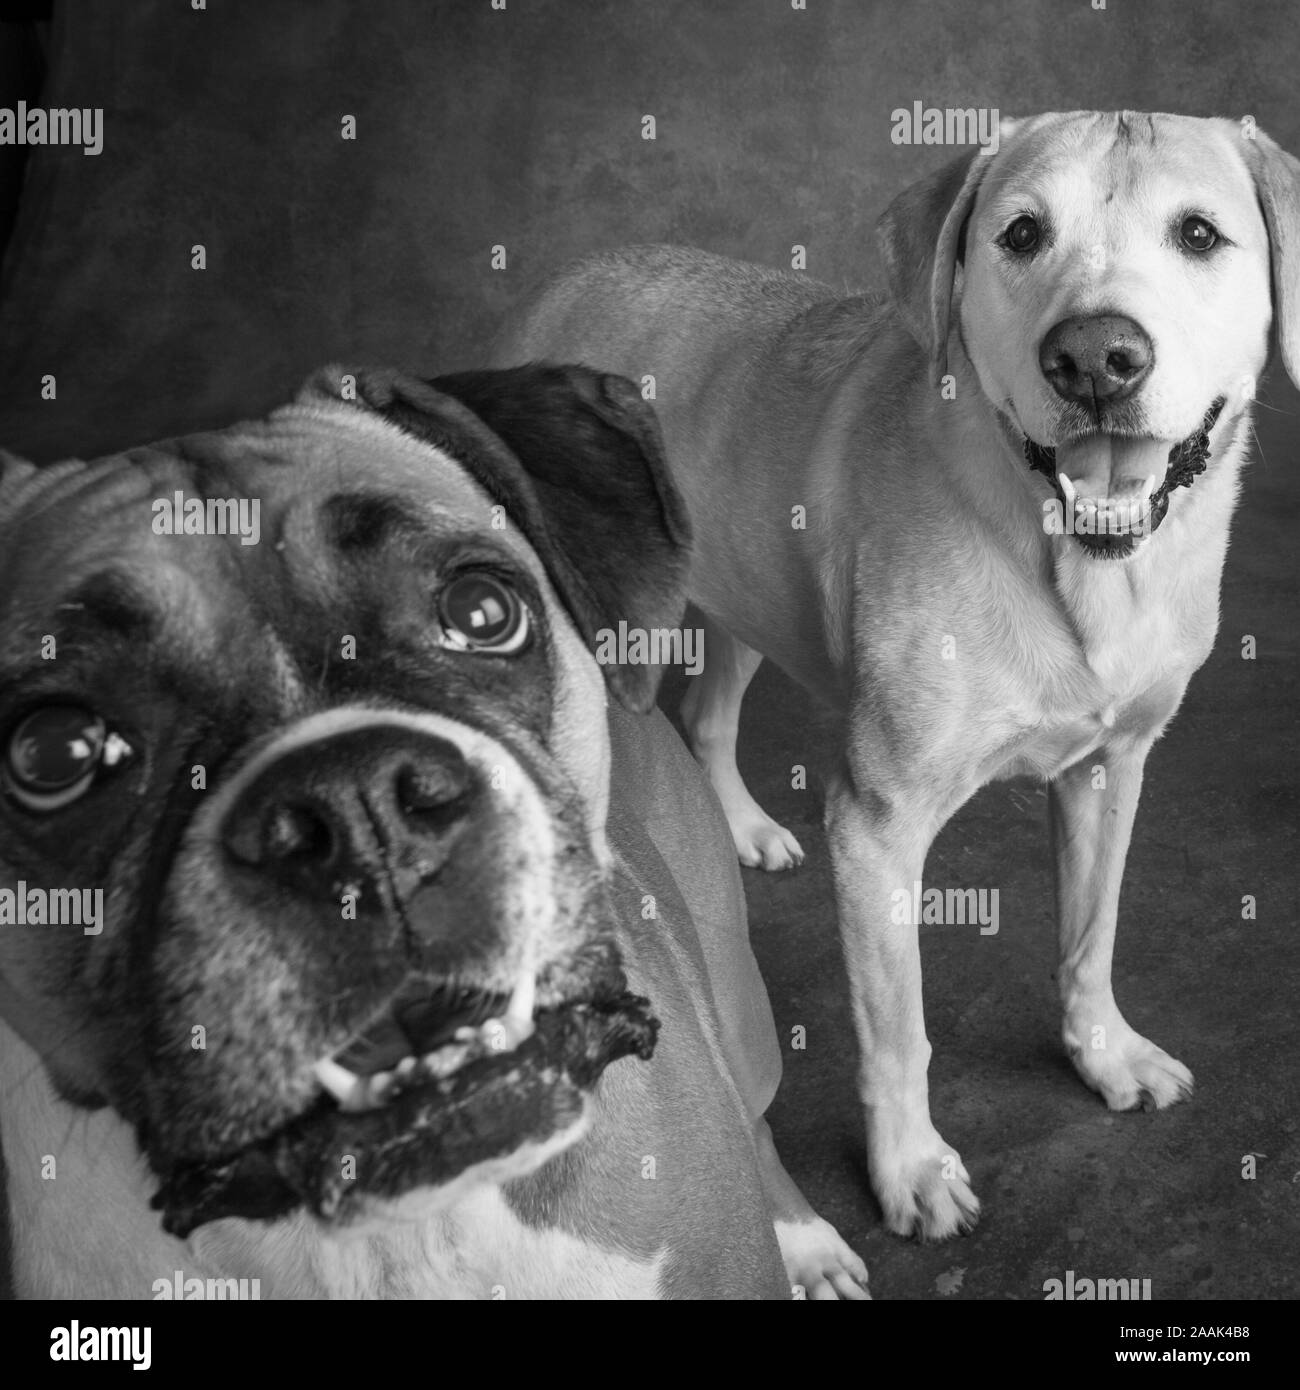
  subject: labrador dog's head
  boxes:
[0,364,688,1239]
[879,111,1300,557]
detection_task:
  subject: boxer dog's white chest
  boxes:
[291,1187,666,1300]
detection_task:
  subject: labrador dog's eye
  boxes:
[2,706,133,812]
[1179,215,1219,253]
[1001,214,1041,254]
[437,572,531,654]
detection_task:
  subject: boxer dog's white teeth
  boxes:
[421,1042,473,1079]
[451,975,536,1057]
[315,976,543,1109]
[313,1057,371,1111]
[501,969,537,1047]
[314,1044,480,1107]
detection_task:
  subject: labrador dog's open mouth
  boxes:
[151,972,658,1238]
[1023,398,1224,558]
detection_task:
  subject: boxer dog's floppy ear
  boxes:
[427,364,693,712]
[303,363,691,712]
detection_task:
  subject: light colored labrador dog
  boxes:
[492,112,1299,1239]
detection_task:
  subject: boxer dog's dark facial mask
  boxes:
[0,364,690,1236]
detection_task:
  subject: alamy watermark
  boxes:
[890,103,1000,153]
[1,882,102,935]
[152,1271,262,1300]
[152,490,261,545]
[50,1324,150,1370]
[0,103,102,156]
[889,881,999,934]
[594,621,703,676]
[1044,1269,1151,1300]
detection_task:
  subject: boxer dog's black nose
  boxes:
[222,728,472,902]
[1038,314,1154,407]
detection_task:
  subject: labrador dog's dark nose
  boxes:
[1039,314,1153,406]
[221,728,472,903]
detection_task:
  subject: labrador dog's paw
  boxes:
[870,1128,981,1242]
[724,800,805,871]
[776,1216,871,1300]
[1069,1021,1193,1111]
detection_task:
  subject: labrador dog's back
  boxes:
[502,246,921,694]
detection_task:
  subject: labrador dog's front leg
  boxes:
[826,768,981,1241]
[1050,745,1194,1111]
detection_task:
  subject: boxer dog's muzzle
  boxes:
[0,363,691,1238]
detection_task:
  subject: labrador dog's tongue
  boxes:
[1055,435,1170,501]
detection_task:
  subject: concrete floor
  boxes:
[664,380,1299,1301]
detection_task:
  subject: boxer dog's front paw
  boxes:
[1068,1018,1193,1111]
[870,1125,980,1241]
[722,798,805,871]
[775,1216,871,1301]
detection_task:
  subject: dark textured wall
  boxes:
[0,0,1298,458]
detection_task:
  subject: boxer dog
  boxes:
[0,364,867,1299]
[493,113,1300,1239]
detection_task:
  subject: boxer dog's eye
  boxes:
[2,705,134,812]
[436,572,531,654]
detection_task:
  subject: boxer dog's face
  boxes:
[0,365,690,1237]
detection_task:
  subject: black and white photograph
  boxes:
[0,0,1295,1345]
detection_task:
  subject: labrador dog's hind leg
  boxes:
[679,615,805,871]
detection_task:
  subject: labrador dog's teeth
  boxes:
[1072,492,1158,534]
[1058,471,1078,510]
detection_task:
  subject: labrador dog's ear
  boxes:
[876,148,992,383]
[301,363,691,713]
[875,114,1033,384]
[1239,127,1300,389]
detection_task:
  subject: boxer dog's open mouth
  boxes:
[1022,398,1224,558]
[152,968,658,1238]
